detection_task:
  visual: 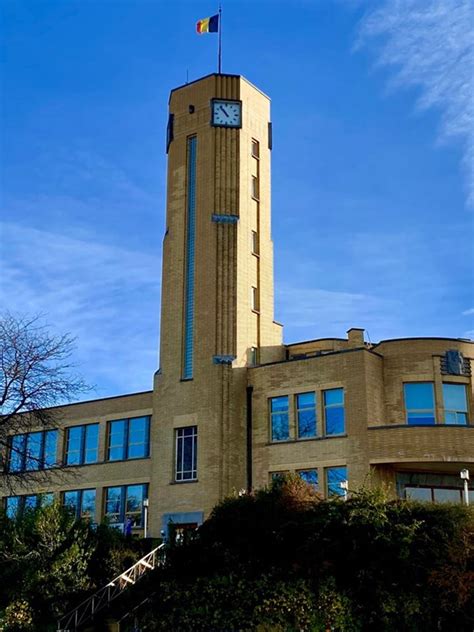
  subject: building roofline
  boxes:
[169,73,270,103]
[252,346,382,370]
[372,336,473,348]
[44,389,154,412]
[285,337,347,347]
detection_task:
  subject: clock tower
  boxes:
[151,74,283,533]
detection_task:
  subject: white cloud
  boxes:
[356,0,474,207]
[462,308,474,316]
[0,222,161,396]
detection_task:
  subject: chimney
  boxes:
[347,328,365,348]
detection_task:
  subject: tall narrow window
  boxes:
[326,466,348,497]
[251,175,259,200]
[5,496,20,519]
[175,426,197,481]
[443,383,468,424]
[324,388,345,435]
[183,136,197,380]
[404,383,435,425]
[251,139,260,158]
[296,392,317,438]
[251,230,259,255]
[251,286,259,312]
[270,396,289,441]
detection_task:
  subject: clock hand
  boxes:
[219,105,229,118]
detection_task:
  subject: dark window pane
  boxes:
[405,487,432,502]
[108,420,126,461]
[270,396,288,413]
[125,485,144,526]
[298,470,318,488]
[271,413,289,441]
[298,408,316,438]
[326,407,345,435]
[297,392,315,409]
[81,489,96,521]
[407,412,435,425]
[84,425,99,463]
[404,383,434,410]
[105,487,122,523]
[63,491,79,516]
[9,435,26,472]
[5,497,20,519]
[25,432,42,471]
[44,430,57,468]
[324,388,343,407]
[327,467,347,497]
[66,426,82,465]
[433,488,462,503]
[41,493,54,507]
[128,417,149,459]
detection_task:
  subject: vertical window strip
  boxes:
[183,136,197,379]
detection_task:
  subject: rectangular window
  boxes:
[298,469,319,489]
[175,426,198,481]
[251,139,260,159]
[251,175,259,200]
[326,466,348,497]
[251,286,259,312]
[296,392,317,438]
[443,383,468,424]
[65,424,99,466]
[104,484,147,527]
[324,388,345,435]
[270,396,290,441]
[107,417,150,461]
[249,346,258,367]
[251,230,259,255]
[182,135,197,380]
[404,382,435,425]
[5,496,21,519]
[8,430,57,472]
[63,489,96,521]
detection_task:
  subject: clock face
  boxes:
[211,100,242,128]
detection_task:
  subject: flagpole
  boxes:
[218,4,222,74]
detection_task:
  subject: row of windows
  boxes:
[7,416,150,472]
[271,466,348,497]
[269,388,345,442]
[404,382,469,425]
[4,484,148,528]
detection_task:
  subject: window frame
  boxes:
[442,383,469,425]
[175,426,198,482]
[251,175,259,200]
[403,382,436,425]
[106,416,150,462]
[251,139,260,159]
[7,429,58,473]
[65,423,100,466]
[251,286,259,312]
[296,391,317,439]
[269,395,290,442]
[323,388,345,436]
[326,466,348,497]
[104,484,148,528]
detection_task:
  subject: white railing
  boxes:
[57,543,166,631]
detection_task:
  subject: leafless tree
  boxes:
[0,313,90,490]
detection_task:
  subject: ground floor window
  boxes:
[104,483,148,528]
[297,469,319,489]
[326,466,348,497]
[397,472,473,504]
[4,493,54,518]
[63,489,96,521]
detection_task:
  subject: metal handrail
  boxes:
[57,542,166,631]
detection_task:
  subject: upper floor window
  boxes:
[251,176,259,200]
[324,388,345,435]
[404,383,435,425]
[298,469,318,489]
[63,489,96,522]
[443,383,468,425]
[175,426,197,481]
[270,396,289,442]
[296,392,317,438]
[251,230,259,255]
[326,466,348,497]
[8,429,58,472]
[105,484,147,527]
[65,424,99,465]
[107,416,150,461]
[251,286,259,312]
[251,139,260,159]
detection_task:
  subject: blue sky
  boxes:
[1,0,473,398]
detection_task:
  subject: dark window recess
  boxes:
[268,122,273,150]
[166,113,174,153]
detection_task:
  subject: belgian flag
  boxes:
[196,14,219,34]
